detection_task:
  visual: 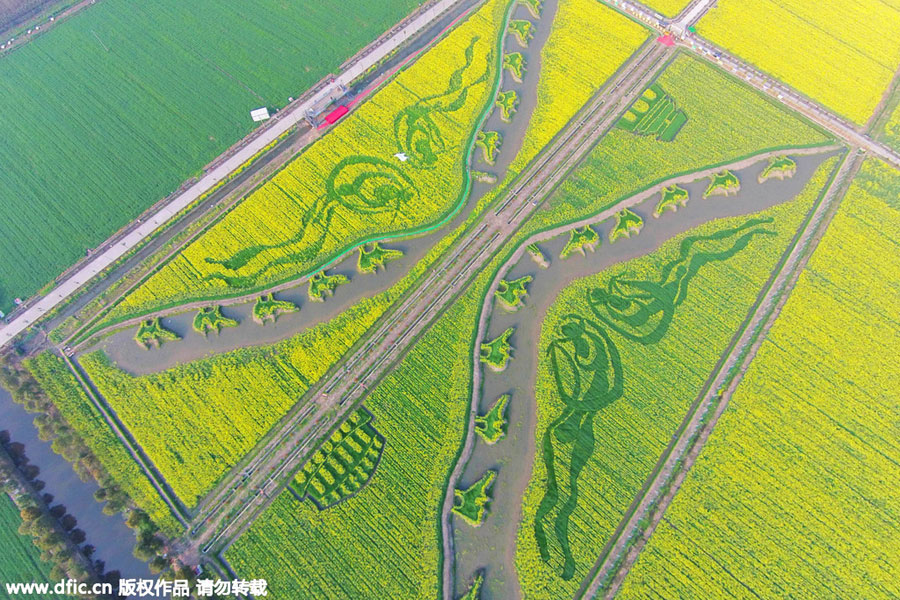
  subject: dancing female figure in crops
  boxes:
[535,218,776,578]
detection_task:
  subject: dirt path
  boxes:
[865,62,900,135]
[574,151,861,600]
[0,0,96,54]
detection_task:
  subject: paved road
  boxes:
[180,41,674,564]
[0,0,465,349]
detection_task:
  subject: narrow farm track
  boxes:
[177,42,676,564]
[577,151,861,600]
[441,143,841,600]
[0,0,98,55]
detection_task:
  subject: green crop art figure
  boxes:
[587,217,777,344]
[536,315,623,580]
[535,217,777,579]
[201,36,491,289]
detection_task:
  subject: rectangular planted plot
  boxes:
[617,84,687,142]
[0,0,421,313]
[0,494,64,599]
[618,159,900,600]
[25,352,182,535]
[696,0,900,124]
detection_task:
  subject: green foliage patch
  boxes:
[252,293,298,324]
[704,170,741,197]
[655,184,689,217]
[480,327,515,371]
[476,130,503,165]
[495,275,532,310]
[609,208,644,242]
[496,90,519,121]
[528,244,550,270]
[560,225,599,259]
[291,408,385,510]
[453,470,497,526]
[759,155,797,182]
[0,494,63,599]
[308,272,349,301]
[508,19,534,46]
[134,317,180,349]
[617,83,687,142]
[474,394,509,444]
[517,0,542,17]
[503,51,526,81]
[357,243,403,274]
[192,305,238,335]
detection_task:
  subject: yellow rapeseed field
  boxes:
[508,0,648,174]
[641,0,692,18]
[619,159,900,599]
[108,0,508,320]
[698,0,900,124]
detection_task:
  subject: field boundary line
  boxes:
[61,353,191,527]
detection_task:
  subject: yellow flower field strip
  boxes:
[618,160,900,599]
[697,0,900,124]
[108,1,506,320]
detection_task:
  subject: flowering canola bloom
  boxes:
[508,0,649,175]
[618,159,900,599]
[224,3,652,595]
[697,0,900,124]
[108,0,506,321]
